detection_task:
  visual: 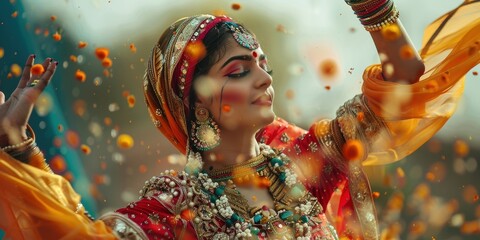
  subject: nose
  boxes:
[254,67,273,89]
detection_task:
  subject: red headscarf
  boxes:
[143,15,234,154]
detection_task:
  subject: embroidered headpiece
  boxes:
[143,15,259,154]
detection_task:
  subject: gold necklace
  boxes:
[207,153,268,182]
[196,144,325,239]
[220,159,323,224]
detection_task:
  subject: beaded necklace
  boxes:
[194,144,324,239]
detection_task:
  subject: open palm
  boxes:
[0,55,57,146]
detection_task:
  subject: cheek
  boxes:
[220,88,248,104]
[216,86,251,130]
[223,89,247,104]
[217,86,249,118]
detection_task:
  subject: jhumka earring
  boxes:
[191,107,220,151]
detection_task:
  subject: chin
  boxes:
[225,109,276,132]
[258,110,276,127]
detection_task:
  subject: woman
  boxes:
[1,0,480,239]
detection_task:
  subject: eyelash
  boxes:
[226,67,273,79]
[227,70,250,78]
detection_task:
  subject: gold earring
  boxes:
[191,107,220,151]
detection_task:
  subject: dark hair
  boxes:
[187,21,254,151]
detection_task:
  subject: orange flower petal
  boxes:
[78,41,88,48]
[95,47,109,60]
[319,59,338,79]
[75,69,86,82]
[400,44,415,59]
[454,139,469,157]
[10,64,22,77]
[127,95,135,108]
[50,155,67,173]
[65,130,80,148]
[102,57,112,68]
[129,43,137,53]
[231,3,241,10]
[117,134,134,149]
[342,139,365,161]
[222,104,231,112]
[31,64,45,75]
[381,24,401,41]
[81,144,91,155]
[52,32,62,41]
[181,209,196,221]
[184,42,206,62]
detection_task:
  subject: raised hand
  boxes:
[0,55,58,147]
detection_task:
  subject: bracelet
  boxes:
[359,1,394,25]
[345,0,366,5]
[0,138,34,152]
[364,10,399,32]
[9,142,39,161]
[26,124,36,141]
[351,0,386,14]
[346,0,399,32]
[0,125,53,173]
[0,124,36,151]
[354,0,387,17]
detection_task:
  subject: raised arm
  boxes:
[0,55,120,239]
[0,55,57,171]
[345,0,425,84]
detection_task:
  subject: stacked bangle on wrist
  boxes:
[0,125,53,173]
[0,138,34,152]
[346,0,399,32]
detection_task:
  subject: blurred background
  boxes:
[1,0,479,239]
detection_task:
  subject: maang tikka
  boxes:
[224,22,259,50]
[191,107,220,151]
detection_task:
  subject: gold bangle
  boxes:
[10,143,39,161]
[29,150,53,173]
[359,1,394,25]
[26,124,36,141]
[364,10,399,32]
[0,124,36,151]
[350,0,386,12]
[349,0,382,6]
[0,138,34,152]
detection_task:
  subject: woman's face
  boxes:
[194,38,275,132]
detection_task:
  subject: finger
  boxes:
[34,60,58,91]
[18,54,36,89]
[27,58,52,86]
[0,91,5,104]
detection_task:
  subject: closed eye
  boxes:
[227,70,250,78]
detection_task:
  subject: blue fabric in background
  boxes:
[0,1,96,236]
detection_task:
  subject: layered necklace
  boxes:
[190,144,324,239]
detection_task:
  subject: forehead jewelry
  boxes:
[224,22,259,50]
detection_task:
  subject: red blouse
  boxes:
[113,117,360,239]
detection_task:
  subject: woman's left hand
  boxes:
[0,55,57,147]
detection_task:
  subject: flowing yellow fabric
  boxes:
[0,151,116,239]
[362,1,480,166]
